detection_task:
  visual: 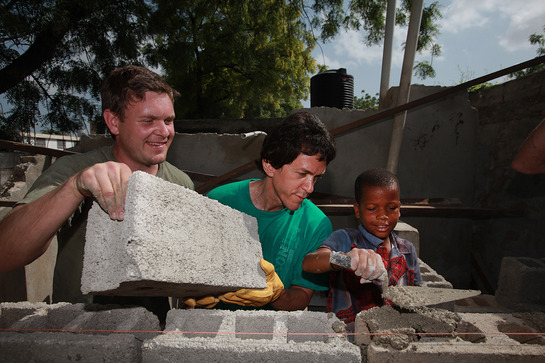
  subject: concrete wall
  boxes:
[470,70,545,293]
[0,152,22,188]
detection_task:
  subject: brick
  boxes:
[355,306,545,363]
[0,332,140,363]
[495,257,545,311]
[142,309,361,363]
[0,302,161,362]
[82,171,267,298]
[395,220,420,256]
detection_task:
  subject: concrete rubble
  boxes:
[82,171,267,298]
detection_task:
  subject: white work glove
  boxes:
[346,248,387,284]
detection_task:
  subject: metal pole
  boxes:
[386,0,424,174]
[379,0,397,109]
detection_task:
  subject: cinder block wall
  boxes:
[0,303,361,363]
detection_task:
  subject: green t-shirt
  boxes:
[207,179,330,292]
[19,145,194,304]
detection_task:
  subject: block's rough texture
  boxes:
[395,220,420,255]
[418,259,456,310]
[82,171,266,297]
[495,257,545,311]
[3,301,545,362]
[0,302,160,362]
[142,309,361,363]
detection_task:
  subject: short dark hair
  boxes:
[256,111,336,172]
[354,168,400,203]
[101,65,180,121]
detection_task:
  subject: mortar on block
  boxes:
[81,171,267,298]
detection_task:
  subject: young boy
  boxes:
[302,168,422,324]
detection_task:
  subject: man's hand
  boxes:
[72,161,132,221]
[219,259,284,307]
[346,248,386,284]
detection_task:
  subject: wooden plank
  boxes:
[315,203,522,218]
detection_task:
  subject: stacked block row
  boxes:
[0,302,361,363]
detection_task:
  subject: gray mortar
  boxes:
[382,285,480,309]
[355,305,465,350]
[82,171,267,297]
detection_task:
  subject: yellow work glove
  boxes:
[183,295,220,309]
[219,259,284,307]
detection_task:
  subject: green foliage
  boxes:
[146,0,317,119]
[467,82,497,93]
[305,0,443,80]
[0,0,444,138]
[310,0,442,52]
[509,25,545,79]
[0,0,150,139]
[414,60,435,79]
[353,90,378,110]
[413,2,442,80]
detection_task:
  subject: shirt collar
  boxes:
[357,224,384,248]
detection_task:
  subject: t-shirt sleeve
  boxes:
[159,162,195,191]
[18,156,81,205]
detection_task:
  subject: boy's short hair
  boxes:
[101,65,180,121]
[256,111,336,172]
[354,168,400,203]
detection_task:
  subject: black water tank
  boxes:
[310,68,354,109]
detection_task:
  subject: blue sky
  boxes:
[303,0,545,106]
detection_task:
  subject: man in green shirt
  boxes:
[206,111,336,311]
[0,65,193,321]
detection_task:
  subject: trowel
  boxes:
[329,251,481,309]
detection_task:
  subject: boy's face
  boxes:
[353,185,401,240]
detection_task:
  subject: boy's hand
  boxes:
[347,248,386,284]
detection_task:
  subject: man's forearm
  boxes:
[270,285,314,311]
[0,176,85,273]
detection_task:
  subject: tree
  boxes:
[300,0,442,80]
[353,90,379,110]
[145,0,317,119]
[0,0,150,139]
[0,0,443,139]
[510,25,545,79]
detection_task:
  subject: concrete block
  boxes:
[395,220,420,256]
[142,309,361,363]
[0,302,160,337]
[82,171,267,297]
[364,311,545,363]
[495,257,545,311]
[0,332,140,363]
[419,260,453,288]
[0,302,161,362]
[418,260,456,310]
